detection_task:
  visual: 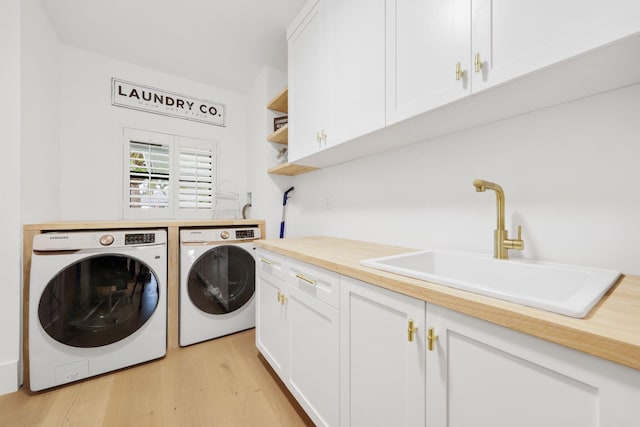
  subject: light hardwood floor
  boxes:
[0,329,314,427]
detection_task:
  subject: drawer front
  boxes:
[256,249,288,281]
[287,259,340,309]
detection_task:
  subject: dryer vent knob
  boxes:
[100,234,115,246]
[220,231,230,240]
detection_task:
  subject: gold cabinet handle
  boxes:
[407,319,417,342]
[260,258,273,265]
[295,273,316,286]
[428,327,439,351]
[455,62,465,81]
[277,290,287,305]
[474,52,483,73]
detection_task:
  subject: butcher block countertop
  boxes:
[255,236,640,371]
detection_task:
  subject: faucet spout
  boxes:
[473,179,524,260]
[473,179,505,230]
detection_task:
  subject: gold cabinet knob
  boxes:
[455,62,465,81]
[428,327,439,351]
[407,319,417,342]
[474,52,484,73]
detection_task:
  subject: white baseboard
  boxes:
[0,360,19,396]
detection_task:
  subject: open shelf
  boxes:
[265,86,318,176]
[267,123,288,144]
[267,87,288,113]
[268,162,318,176]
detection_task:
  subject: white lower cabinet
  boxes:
[255,269,289,377]
[340,276,426,427]
[426,303,640,427]
[257,250,640,426]
[256,250,339,427]
[287,284,339,427]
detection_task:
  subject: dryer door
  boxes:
[38,254,160,348]
[187,245,255,314]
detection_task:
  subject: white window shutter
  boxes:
[177,146,215,210]
[123,129,217,219]
[128,141,171,210]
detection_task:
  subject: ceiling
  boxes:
[39,0,306,94]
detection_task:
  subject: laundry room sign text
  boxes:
[111,78,226,126]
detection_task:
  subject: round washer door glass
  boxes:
[38,255,160,348]
[187,245,255,315]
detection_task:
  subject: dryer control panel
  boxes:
[180,227,261,243]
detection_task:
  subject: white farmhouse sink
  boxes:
[360,250,620,318]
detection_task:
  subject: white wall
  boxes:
[58,45,250,220]
[246,67,293,238]
[0,0,22,396]
[21,0,60,224]
[285,84,640,275]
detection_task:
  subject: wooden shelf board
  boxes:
[267,87,288,113]
[268,162,318,176]
[267,123,288,144]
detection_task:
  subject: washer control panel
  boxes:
[125,233,156,245]
[33,229,166,251]
[235,229,255,239]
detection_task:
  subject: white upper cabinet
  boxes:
[386,0,471,125]
[327,0,386,145]
[287,0,327,162]
[287,0,640,169]
[472,0,640,93]
[288,0,386,164]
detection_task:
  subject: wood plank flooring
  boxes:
[0,329,314,427]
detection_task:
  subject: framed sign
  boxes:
[111,78,226,127]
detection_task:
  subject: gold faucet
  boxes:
[473,179,524,260]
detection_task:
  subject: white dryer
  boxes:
[29,229,167,392]
[179,226,260,346]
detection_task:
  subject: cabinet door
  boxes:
[426,303,640,427]
[255,271,288,378]
[386,0,470,125]
[326,0,385,145]
[288,0,327,162]
[340,277,426,427]
[472,0,640,92]
[287,285,339,427]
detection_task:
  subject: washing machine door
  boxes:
[38,254,160,348]
[187,245,255,315]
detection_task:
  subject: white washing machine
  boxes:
[29,229,167,392]
[179,226,260,347]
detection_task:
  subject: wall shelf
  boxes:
[267,123,288,144]
[267,87,288,113]
[268,162,318,176]
[265,86,318,176]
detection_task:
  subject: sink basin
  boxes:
[360,250,620,318]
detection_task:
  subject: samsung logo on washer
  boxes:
[111,78,226,127]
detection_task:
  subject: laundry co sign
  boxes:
[111,78,226,126]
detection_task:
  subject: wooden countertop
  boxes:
[23,218,263,231]
[255,236,640,371]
